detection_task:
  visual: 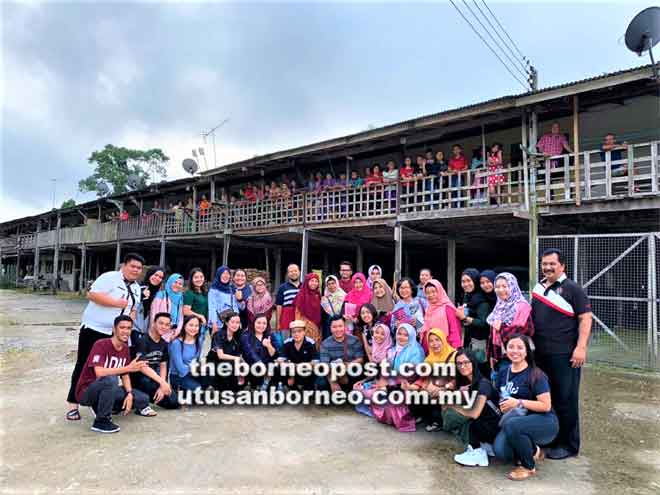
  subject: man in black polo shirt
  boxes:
[531,248,592,460]
[282,320,319,391]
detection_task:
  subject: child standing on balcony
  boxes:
[487,143,505,206]
[448,144,468,207]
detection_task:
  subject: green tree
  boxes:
[61,199,76,209]
[78,144,169,196]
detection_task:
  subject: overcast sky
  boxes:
[0,0,650,222]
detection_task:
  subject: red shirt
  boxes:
[365,174,383,186]
[339,278,354,293]
[119,211,129,221]
[400,166,415,179]
[75,338,130,402]
[448,155,468,172]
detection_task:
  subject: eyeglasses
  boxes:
[456,361,472,368]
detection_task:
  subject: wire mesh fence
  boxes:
[539,233,659,370]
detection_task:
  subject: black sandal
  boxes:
[66,409,81,421]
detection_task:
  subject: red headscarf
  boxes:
[293,273,322,326]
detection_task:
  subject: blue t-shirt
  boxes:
[496,364,550,401]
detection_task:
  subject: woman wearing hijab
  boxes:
[150,273,185,343]
[135,266,165,334]
[486,272,534,371]
[366,265,382,289]
[321,275,346,339]
[353,322,392,416]
[479,270,497,309]
[232,269,253,329]
[293,273,322,350]
[370,278,395,324]
[246,276,274,330]
[208,266,239,335]
[404,328,458,430]
[418,279,461,352]
[343,273,373,334]
[456,268,492,364]
[390,277,425,337]
[368,323,425,432]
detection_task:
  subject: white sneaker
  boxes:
[454,446,489,467]
[480,442,495,457]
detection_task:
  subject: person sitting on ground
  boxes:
[150,273,185,343]
[65,252,144,422]
[207,311,245,392]
[131,312,180,410]
[486,272,534,372]
[319,315,365,392]
[240,314,280,390]
[404,328,458,431]
[354,303,378,362]
[451,349,501,467]
[208,266,239,335]
[282,320,319,391]
[493,335,558,481]
[76,315,153,433]
[168,315,205,392]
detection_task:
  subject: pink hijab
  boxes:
[419,279,455,349]
[371,323,393,363]
[344,273,373,308]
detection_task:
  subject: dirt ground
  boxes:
[0,290,659,495]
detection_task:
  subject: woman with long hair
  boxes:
[292,273,322,350]
[183,267,208,337]
[240,314,279,390]
[150,273,185,343]
[354,303,378,361]
[492,335,558,481]
[169,315,205,391]
[206,311,245,392]
[135,266,165,334]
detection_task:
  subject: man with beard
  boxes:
[531,248,592,459]
[338,261,354,293]
[274,263,301,350]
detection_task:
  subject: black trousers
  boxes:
[408,403,442,424]
[536,352,581,454]
[79,376,149,421]
[67,326,109,404]
[469,414,500,446]
[132,374,180,409]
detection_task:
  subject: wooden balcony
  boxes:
[7,140,659,252]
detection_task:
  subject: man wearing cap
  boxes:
[282,320,319,391]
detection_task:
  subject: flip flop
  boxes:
[66,409,81,421]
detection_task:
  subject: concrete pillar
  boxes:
[447,238,456,301]
[300,229,309,275]
[159,239,166,267]
[115,242,121,270]
[393,223,402,285]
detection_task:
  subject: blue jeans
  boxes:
[170,373,203,392]
[494,412,559,469]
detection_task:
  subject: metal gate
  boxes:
[538,233,659,370]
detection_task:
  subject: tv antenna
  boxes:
[202,118,230,170]
[182,158,199,175]
[625,6,660,80]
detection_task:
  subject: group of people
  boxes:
[65,249,592,482]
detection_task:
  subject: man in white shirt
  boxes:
[65,253,144,421]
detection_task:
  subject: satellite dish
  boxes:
[96,181,110,196]
[126,174,141,189]
[182,158,199,175]
[625,7,660,78]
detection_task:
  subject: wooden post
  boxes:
[274,248,282,291]
[211,248,217,275]
[222,232,231,266]
[53,213,62,291]
[79,244,87,294]
[192,185,198,232]
[573,95,581,206]
[33,221,41,278]
[528,173,539,292]
[95,254,100,278]
[356,244,364,274]
[322,250,329,276]
[210,180,216,203]
[159,239,166,267]
[98,203,102,221]
[300,229,309,275]
[139,199,144,218]
[393,223,403,285]
[264,248,271,276]
[115,242,121,270]
[447,238,456,301]
[16,248,21,286]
